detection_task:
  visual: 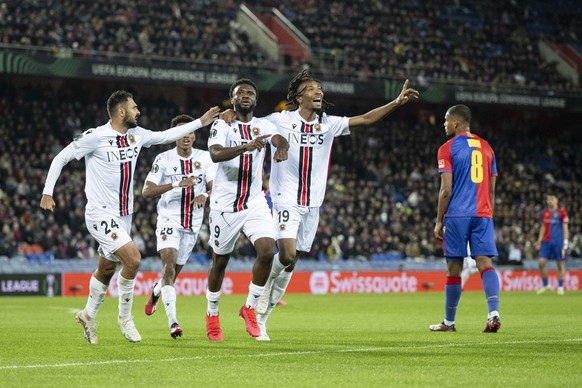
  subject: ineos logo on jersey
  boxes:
[106,146,139,162]
[228,140,249,147]
[288,133,324,146]
[310,271,329,294]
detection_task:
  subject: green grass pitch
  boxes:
[1,291,580,387]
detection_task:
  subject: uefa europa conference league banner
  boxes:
[0,273,61,296]
[1,51,580,111]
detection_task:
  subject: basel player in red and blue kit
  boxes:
[535,194,569,295]
[430,104,501,333]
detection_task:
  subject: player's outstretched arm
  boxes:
[348,79,419,129]
[151,107,221,145]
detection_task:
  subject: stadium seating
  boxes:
[1,1,581,265]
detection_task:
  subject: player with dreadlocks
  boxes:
[252,69,419,341]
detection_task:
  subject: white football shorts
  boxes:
[272,203,319,252]
[209,201,276,255]
[156,220,199,266]
[85,212,133,262]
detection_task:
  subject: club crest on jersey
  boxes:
[128,134,136,143]
[214,240,220,247]
[438,159,445,168]
[194,161,201,169]
[162,234,167,241]
[314,123,322,131]
[252,127,260,136]
[279,224,286,231]
[111,232,118,240]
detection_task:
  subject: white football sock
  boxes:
[270,270,293,306]
[270,253,288,278]
[85,275,108,319]
[206,289,221,316]
[246,283,265,309]
[161,285,177,327]
[153,280,163,297]
[117,274,135,317]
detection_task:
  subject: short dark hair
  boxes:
[448,104,472,124]
[170,114,194,128]
[107,90,133,118]
[229,78,259,99]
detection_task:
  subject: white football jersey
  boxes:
[208,117,276,213]
[145,147,216,231]
[71,122,199,217]
[266,110,349,207]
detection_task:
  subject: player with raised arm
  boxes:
[142,114,216,339]
[255,69,419,341]
[429,104,501,333]
[40,91,219,344]
[535,194,569,295]
[205,79,288,341]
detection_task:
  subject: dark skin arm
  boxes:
[142,176,197,199]
[270,134,289,163]
[209,134,281,163]
[348,80,419,129]
[434,172,452,240]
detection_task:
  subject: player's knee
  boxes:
[163,265,176,281]
[123,258,140,274]
[278,251,296,266]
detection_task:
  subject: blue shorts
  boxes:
[443,217,498,259]
[539,241,564,261]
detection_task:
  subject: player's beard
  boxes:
[235,101,256,116]
[125,116,138,128]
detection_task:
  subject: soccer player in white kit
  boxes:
[205,79,289,341]
[142,114,216,339]
[255,70,419,341]
[40,91,219,344]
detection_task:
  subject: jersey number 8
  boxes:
[470,150,483,183]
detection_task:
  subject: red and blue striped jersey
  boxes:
[437,132,497,218]
[540,207,569,242]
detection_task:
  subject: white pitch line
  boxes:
[1,338,581,370]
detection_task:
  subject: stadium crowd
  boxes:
[1,81,580,263]
[1,0,581,93]
[255,0,582,94]
[0,0,271,70]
